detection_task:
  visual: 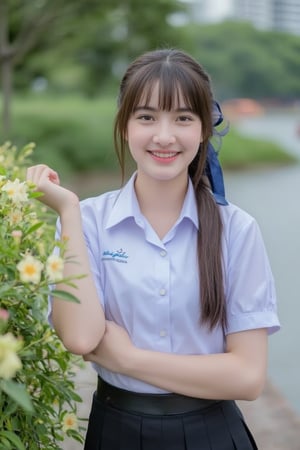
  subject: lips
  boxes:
[150,151,178,158]
[147,150,179,163]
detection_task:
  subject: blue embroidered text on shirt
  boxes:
[102,249,129,263]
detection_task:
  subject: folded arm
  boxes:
[85,321,268,401]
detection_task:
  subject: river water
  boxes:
[225,110,300,415]
[235,110,300,158]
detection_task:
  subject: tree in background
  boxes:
[2,2,300,138]
[0,0,184,137]
[179,21,300,101]
[0,0,114,136]
[73,0,185,95]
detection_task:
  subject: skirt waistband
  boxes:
[96,376,220,415]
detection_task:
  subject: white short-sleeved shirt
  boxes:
[51,173,280,393]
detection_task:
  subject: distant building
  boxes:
[232,0,273,30]
[272,0,300,35]
[232,0,300,35]
[181,0,300,35]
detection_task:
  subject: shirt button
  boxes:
[160,250,167,257]
[159,330,167,337]
[159,288,166,296]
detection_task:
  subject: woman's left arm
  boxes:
[84,321,268,401]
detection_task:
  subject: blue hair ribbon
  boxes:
[206,101,229,206]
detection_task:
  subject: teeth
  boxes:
[151,152,177,158]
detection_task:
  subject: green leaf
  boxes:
[28,191,44,199]
[23,221,44,236]
[0,436,12,450]
[3,399,18,415]
[0,380,34,413]
[0,282,15,295]
[0,431,26,450]
[51,289,80,303]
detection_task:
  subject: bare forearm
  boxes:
[26,164,105,353]
[126,349,264,401]
[52,205,105,355]
[83,317,267,401]
[93,329,268,401]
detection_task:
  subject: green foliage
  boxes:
[9,95,118,175]
[8,9,300,100]
[7,0,185,93]
[3,2,300,102]
[177,21,300,99]
[67,0,185,94]
[0,142,85,448]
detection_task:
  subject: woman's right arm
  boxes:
[27,164,105,355]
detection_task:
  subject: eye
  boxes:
[137,114,154,121]
[177,115,193,122]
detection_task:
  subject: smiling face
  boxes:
[127,82,203,184]
[114,49,214,185]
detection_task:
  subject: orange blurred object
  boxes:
[221,98,264,121]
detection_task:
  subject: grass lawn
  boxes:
[220,127,296,169]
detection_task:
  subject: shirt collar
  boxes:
[105,172,199,230]
[177,178,199,229]
[105,172,139,229]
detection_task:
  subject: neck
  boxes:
[134,170,189,214]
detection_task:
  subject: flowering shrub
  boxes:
[0,142,85,449]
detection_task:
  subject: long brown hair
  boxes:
[114,49,226,330]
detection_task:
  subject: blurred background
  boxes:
[1,0,300,436]
[0,0,299,177]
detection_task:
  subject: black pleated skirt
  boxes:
[84,393,258,450]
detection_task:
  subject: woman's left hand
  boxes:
[83,320,136,374]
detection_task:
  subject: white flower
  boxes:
[45,254,64,282]
[17,254,44,284]
[62,412,78,432]
[0,333,22,379]
[8,208,23,225]
[1,178,28,204]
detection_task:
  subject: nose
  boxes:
[152,121,176,146]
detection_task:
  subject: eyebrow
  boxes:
[134,106,194,113]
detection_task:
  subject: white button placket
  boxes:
[156,247,171,348]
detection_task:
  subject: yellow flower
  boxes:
[45,254,64,282]
[1,178,28,204]
[0,333,22,379]
[17,254,44,284]
[62,412,78,432]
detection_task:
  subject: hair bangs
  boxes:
[124,62,204,115]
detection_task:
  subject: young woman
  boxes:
[27,49,280,450]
